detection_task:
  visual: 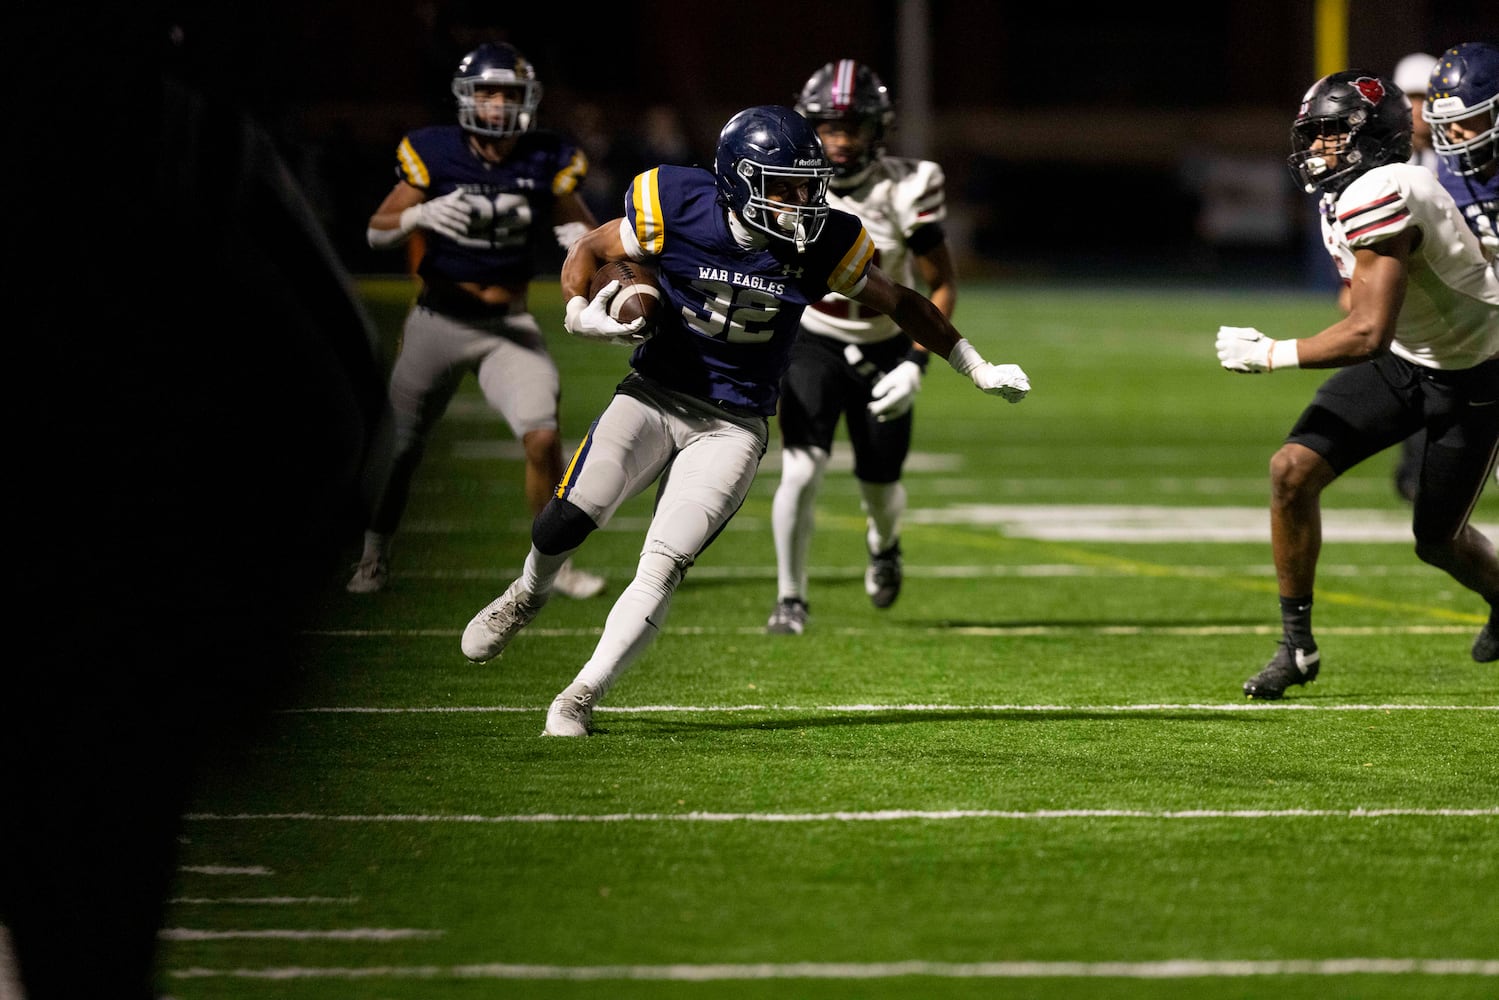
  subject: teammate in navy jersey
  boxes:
[459,105,1033,736]
[1426,43,1499,496]
[1427,42,1499,272]
[1391,44,1499,502]
[348,42,604,599]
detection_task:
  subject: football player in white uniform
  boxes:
[765,61,958,634]
[1216,70,1499,699]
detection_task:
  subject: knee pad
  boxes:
[532,498,598,555]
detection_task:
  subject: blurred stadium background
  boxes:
[159,0,1497,286]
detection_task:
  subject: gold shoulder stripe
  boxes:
[553,148,588,196]
[396,137,429,189]
[631,169,666,255]
[828,227,876,294]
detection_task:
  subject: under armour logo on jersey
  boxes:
[780,264,805,278]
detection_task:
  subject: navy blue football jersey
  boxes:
[623,165,875,415]
[394,125,587,286]
[1438,160,1499,255]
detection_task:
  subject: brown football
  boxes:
[587,260,662,333]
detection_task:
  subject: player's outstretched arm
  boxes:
[1216,236,1409,374]
[852,266,1030,403]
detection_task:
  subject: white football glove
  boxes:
[399,189,473,241]
[947,338,1030,403]
[1215,326,1272,373]
[970,363,1031,402]
[564,282,648,346]
[1215,325,1300,373]
[867,360,923,422]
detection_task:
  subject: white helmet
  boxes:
[1394,52,1437,97]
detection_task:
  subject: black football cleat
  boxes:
[865,542,903,609]
[1243,642,1321,700]
[766,597,809,635]
[1474,611,1499,664]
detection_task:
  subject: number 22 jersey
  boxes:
[394,125,587,287]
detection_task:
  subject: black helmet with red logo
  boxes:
[1287,70,1413,195]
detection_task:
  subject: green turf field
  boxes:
[157,279,1498,998]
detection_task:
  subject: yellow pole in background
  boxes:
[1315,0,1349,77]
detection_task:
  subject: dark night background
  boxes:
[130,0,1495,285]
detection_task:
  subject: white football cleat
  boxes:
[553,560,605,600]
[461,584,540,663]
[345,555,388,594]
[543,681,596,737]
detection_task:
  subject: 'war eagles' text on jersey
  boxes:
[621,165,876,415]
[393,125,588,287]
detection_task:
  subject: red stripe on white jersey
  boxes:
[1338,192,1409,241]
[1346,209,1411,240]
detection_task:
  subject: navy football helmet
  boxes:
[1288,71,1412,195]
[452,42,542,138]
[795,60,895,183]
[714,105,833,252]
[1425,42,1499,177]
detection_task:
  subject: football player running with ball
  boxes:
[1215,70,1499,700]
[764,60,957,636]
[460,106,1031,736]
[348,42,604,599]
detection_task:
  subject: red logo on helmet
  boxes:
[1353,77,1387,104]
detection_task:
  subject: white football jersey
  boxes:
[801,156,947,345]
[1320,162,1499,369]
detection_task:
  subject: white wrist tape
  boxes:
[564,295,589,334]
[947,338,985,376]
[367,213,415,249]
[1269,339,1300,371]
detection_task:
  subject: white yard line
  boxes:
[305,623,1482,638]
[183,808,1499,824]
[359,563,1414,580]
[285,702,1497,714]
[168,897,358,905]
[167,957,1499,980]
[401,503,1498,544]
[160,928,439,941]
[905,504,1498,543]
